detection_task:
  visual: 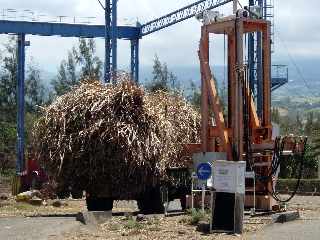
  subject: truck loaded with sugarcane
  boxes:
[32,78,200,212]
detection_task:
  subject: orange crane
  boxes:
[187,13,306,210]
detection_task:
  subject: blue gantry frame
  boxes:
[0,19,140,174]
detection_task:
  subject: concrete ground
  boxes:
[248,218,320,240]
[246,194,320,240]
[0,217,82,240]
[1,196,320,239]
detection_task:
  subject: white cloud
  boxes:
[0,0,318,76]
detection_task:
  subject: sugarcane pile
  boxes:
[33,76,200,199]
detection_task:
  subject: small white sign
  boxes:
[213,160,246,194]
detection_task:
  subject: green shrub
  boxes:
[124,219,143,230]
[186,209,207,225]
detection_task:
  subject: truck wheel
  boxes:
[71,190,83,199]
[86,197,113,211]
[57,190,70,199]
[180,196,187,211]
[31,175,38,190]
[138,187,164,214]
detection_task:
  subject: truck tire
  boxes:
[57,190,70,199]
[71,190,83,199]
[180,196,187,211]
[86,197,113,211]
[138,187,164,214]
[31,175,39,190]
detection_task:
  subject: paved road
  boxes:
[0,217,81,240]
[248,218,320,240]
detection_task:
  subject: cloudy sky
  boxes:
[0,0,319,78]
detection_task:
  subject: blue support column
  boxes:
[257,0,264,118]
[134,39,139,83]
[248,33,255,93]
[130,40,134,81]
[104,0,117,84]
[130,39,139,83]
[248,0,255,95]
[111,0,117,84]
[16,34,25,174]
[104,0,111,83]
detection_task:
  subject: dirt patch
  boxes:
[0,197,85,217]
[62,212,271,240]
[1,195,320,239]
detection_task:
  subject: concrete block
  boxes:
[197,221,210,233]
[76,211,112,225]
[272,211,300,223]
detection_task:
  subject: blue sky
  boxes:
[0,0,319,79]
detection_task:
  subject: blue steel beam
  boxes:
[130,39,139,83]
[105,0,111,83]
[141,0,233,36]
[104,0,118,83]
[111,0,118,84]
[0,20,140,39]
[16,34,25,174]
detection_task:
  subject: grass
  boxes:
[124,219,143,230]
[14,202,36,211]
[183,209,208,225]
[108,223,120,231]
[122,216,162,233]
[146,216,161,231]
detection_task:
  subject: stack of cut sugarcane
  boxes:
[33,76,200,199]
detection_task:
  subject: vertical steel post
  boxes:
[235,20,245,234]
[130,39,139,83]
[257,0,264,118]
[16,34,25,174]
[262,22,271,127]
[134,39,139,83]
[233,0,237,14]
[235,18,244,161]
[130,40,135,80]
[248,0,255,94]
[200,27,209,152]
[111,0,117,84]
[104,0,111,83]
[263,0,267,19]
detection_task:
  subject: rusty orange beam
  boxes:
[199,39,232,160]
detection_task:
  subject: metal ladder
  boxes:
[263,0,275,53]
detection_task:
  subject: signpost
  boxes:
[196,162,212,212]
[196,162,212,180]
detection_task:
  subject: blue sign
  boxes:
[196,163,212,180]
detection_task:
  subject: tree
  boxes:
[188,81,201,109]
[147,55,178,92]
[0,37,17,123]
[271,107,280,124]
[52,60,71,96]
[304,112,314,136]
[52,39,103,96]
[74,38,102,81]
[0,37,46,156]
[25,60,46,113]
[295,112,304,135]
